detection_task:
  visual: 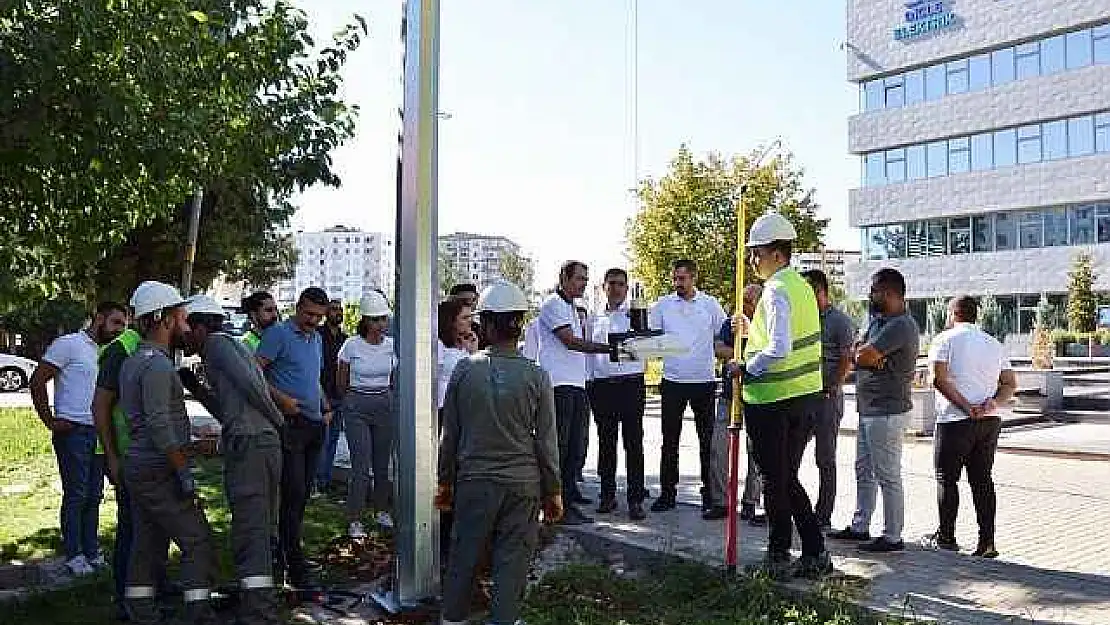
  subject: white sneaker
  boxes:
[375,512,394,529]
[348,521,367,539]
[65,555,95,577]
[87,553,108,569]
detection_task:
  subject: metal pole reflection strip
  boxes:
[374,0,440,611]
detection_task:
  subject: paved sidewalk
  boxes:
[567,410,1110,624]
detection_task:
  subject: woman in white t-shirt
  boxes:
[338,292,397,537]
[437,298,476,414]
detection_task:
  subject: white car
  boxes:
[0,353,37,393]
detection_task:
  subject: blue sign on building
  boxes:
[894,0,956,41]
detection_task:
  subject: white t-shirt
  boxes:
[438,345,469,409]
[522,319,541,362]
[928,323,1011,424]
[43,331,99,425]
[537,291,587,388]
[649,291,727,383]
[338,336,396,391]
[588,300,645,379]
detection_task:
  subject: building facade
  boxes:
[791,249,862,293]
[277,226,395,307]
[439,231,532,290]
[845,0,1110,333]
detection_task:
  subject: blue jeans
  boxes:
[851,412,909,542]
[52,423,105,560]
[316,404,343,488]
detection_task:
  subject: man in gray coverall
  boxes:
[436,280,564,625]
[119,282,219,624]
[180,296,284,625]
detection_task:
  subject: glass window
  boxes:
[927,220,947,256]
[994,128,1017,168]
[1096,25,1110,64]
[968,54,991,91]
[1044,207,1068,246]
[946,59,969,94]
[973,215,994,252]
[906,145,927,180]
[948,137,971,174]
[904,69,925,105]
[1070,205,1096,244]
[949,217,971,254]
[992,47,1015,84]
[925,64,946,101]
[1019,210,1044,249]
[971,133,993,171]
[927,141,948,177]
[1098,204,1110,243]
[1015,42,1040,79]
[906,221,928,257]
[1017,124,1042,164]
[866,227,888,260]
[1067,29,1093,69]
[864,153,885,186]
[885,224,907,259]
[1043,120,1068,160]
[1068,116,1095,156]
[884,77,905,108]
[885,149,906,183]
[1096,113,1110,153]
[1041,35,1066,74]
[995,212,1017,251]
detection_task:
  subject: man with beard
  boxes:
[30,301,128,577]
[241,291,280,353]
[316,299,348,494]
[119,282,219,624]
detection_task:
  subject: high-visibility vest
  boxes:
[742,267,823,405]
[95,328,141,456]
[242,329,262,352]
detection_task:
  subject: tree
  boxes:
[926,296,949,335]
[498,249,535,297]
[438,248,462,297]
[1067,252,1098,333]
[626,145,828,304]
[979,294,1009,343]
[0,1,365,306]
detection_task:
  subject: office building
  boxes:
[845,0,1110,334]
[277,226,395,307]
[439,232,532,291]
[791,249,862,293]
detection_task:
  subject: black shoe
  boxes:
[650,496,676,512]
[739,505,757,521]
[748,513,767,527]
[702,506,727,521]
[754,550,793,579]
[559,506,594,525]
[596,497,617,514]
[828,527,871,541]
[858,537,905,553]
[573,495,593,505]
[972,543,999,559]
[818,522,833,534]
[793,551,834,579]
[628,502,646,521]
[575,473,586,483]
[921,531,959,552]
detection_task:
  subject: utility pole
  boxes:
[374,0,440,611]
[180,188,204,296]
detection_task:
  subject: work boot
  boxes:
[596,496,617,514]
[126,598,161,625]
[702,506,727,521]
[627,501,646,521]
[237,589,282,625]
[650,494,676,512]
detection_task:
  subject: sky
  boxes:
[292,0,859,289]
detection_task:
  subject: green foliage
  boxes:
[978,294,1009,343]
[342,301,360,337]
[843,299,869,330]
[0,1,366,306]
[1050,328,1110,346]
[0,297,88,357]
[438,247,463,297]
[626,145,828,304]
[1034,292,1064,330]
[926,297,948,335]
[498,248,535,296]
[1066,252,1098,333]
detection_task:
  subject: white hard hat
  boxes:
[476,280,530,313]
[186,295,225,316]
[130,281,188,318]
[745,212,798,247]
[360,291,391,317]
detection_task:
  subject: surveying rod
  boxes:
[724,184,746,575]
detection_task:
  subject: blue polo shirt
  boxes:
[258,319,325,422]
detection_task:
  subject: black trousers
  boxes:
[553,386,590,502]
[587,375,647,503]
[659,380,715,501]
[278,419,324,584]
[745,393,825,557]
[934,417,1002,545]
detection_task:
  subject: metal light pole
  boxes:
[180,188,205,295]
[375,0,440,611]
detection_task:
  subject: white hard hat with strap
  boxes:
[745,211,798,247]
[130,281,189,318]
[476,280,530,313]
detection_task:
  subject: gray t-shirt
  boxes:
[855,313,920,417]
[820,307,856,393]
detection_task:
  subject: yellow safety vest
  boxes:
[242,329,262,352]
[742,267,823,405]
[95,328,141,456]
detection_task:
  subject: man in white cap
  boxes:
[739,212,831,578]
[179,295,284,625]
[118,281,219,624]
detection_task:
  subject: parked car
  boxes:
[0,353,37,392]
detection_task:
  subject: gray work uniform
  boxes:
[438,345,560,625]
[197,333,284,625]
[119,341,218,624]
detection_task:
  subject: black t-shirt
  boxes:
[96,341,129,394]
